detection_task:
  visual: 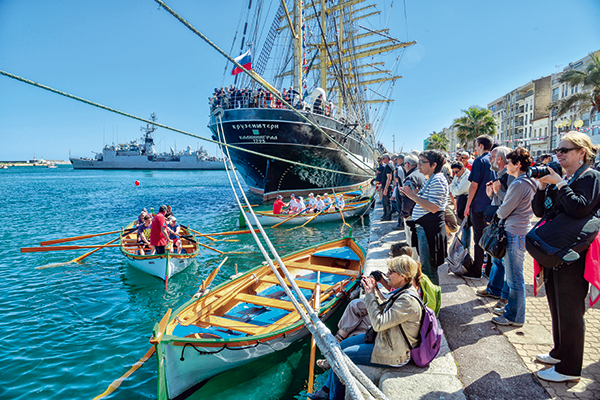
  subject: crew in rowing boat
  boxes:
[136,208,148,226]
[273,195,286,215]
[314,195,325,212]
[323,193,332,208]
[287,194,300,214]
[167,217,182,254]
[297,196,307,212]
[335,194,345,210]
[306,193,317,212]
[150,205,171,255]
[164,205,173,219]
[137,214,153,255]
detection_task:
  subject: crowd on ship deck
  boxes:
[209,85,336,117]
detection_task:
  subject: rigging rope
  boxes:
[214,109,388,400]
[153,0,376,175]
[0,69,373,180]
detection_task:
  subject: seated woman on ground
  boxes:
[137,214,154,255]
[309,255,423,400]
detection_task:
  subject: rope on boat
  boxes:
[153,0,376,176]
[215,113,388,400]
[0,69,373,180]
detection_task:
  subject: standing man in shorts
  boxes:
[150,205,171,254]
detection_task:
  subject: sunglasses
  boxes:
[418,160,430,164]
[552,147,578,155]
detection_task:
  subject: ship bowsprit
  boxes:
[209,107,376,201]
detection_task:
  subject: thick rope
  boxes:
[153,0,376,175]
[0,69,372,180]
[215,112,387,400]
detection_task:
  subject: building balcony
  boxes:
[514,120,524,127]
[516,93,524,101]
[516,106,525,115]
[525,90,534,98]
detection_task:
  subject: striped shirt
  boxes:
[411,172,449,221]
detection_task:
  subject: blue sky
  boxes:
[1,0,599,161]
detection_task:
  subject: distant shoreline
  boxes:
[0,160,71,167]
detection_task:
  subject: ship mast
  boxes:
[293,0,303,93]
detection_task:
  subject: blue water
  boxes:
[0,166,370,399]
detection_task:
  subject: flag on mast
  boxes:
[231,49,252,75]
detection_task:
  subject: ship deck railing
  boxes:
[209,92,365,131]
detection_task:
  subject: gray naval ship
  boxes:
[70,114,225,170]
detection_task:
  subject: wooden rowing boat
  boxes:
[152,236,365,399]
[242,197,373,226]
[120,222,200,281]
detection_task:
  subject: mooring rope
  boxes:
[0,69,373,180]
[152,0,377,175]
[215,111,388,400]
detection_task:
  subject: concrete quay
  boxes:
[353,202,600,400]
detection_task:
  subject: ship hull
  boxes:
[208,108,375,200]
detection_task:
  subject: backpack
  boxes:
[446,218,472,277]
[399,291,443,368]
[419,275,441,316]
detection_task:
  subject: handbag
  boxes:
[364,326,377,344]
[526,166,600,269]
[483,205,499,224]
[479,217,507,259]
[446,218,472,276]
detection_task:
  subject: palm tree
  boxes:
[452,106,497,149]
[425,131,449,152]
[549,53,600,119]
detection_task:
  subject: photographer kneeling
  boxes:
[309,255,422,400]
[531,131,600,383]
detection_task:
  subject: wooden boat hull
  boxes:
[244,199,372,226]
[153,237,365,400]
[120,223,200,280]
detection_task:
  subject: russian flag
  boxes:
[231,49,252,75]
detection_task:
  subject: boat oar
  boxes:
[307,271,321,396]
[94,307,172,399]
[198,243,224,254]
[291,204,332,230]
[36,236,122,270]
[92,346,156,400]
[271,208,308,229]
[195,257,228,298]
[187,228,260,237]
[22,244,122,253]
[39,226,138,246]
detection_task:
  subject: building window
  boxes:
[553,88,559,101]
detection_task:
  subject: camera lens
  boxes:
[527,166,550,179]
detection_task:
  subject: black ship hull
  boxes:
[208,108,375,200]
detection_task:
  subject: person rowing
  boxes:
[306,193,318,212]
[315,195,326,212]
[335,194,345,210]
[167,217,183,254]
[137,214,153,255]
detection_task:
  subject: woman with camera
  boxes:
[309,255,422,400]
[531,131,600,383]
[490,147,537,327]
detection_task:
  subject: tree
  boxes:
[425,131,449,152]
[549,53,600,120]
[452,106,497,149]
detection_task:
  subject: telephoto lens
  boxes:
[527,161,562,179]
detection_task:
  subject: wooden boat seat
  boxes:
[259,275,332,291]
[233,293,296,311]
[284,261,359,277]
[197,315,263,336]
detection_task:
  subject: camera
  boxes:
[527,161,562,179]
[370,270,384,281]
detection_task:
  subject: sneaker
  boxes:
[536,353,560,365]
[491,316,523,327]
[537,366,580,383]
[476,288,500,299]
[492,306,505,316]
[308,388,330,400]
[380,217,392,221]
[493,299,508,309]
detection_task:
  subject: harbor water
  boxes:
[0,166,371,399]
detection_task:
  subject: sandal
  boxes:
[316,359,330,370]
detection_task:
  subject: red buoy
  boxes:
[135,180,140,186]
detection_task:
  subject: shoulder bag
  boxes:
[479,217,507,259]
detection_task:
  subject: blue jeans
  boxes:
[416,225,433,280]
[501,232,526,324]
[486,257,509,299]
[325,334,388,400]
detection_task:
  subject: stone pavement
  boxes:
[359,202,600,399]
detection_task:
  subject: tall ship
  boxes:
[208,0,415,200]
[70,114,225,170]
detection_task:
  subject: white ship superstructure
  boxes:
[70,113,225,170]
